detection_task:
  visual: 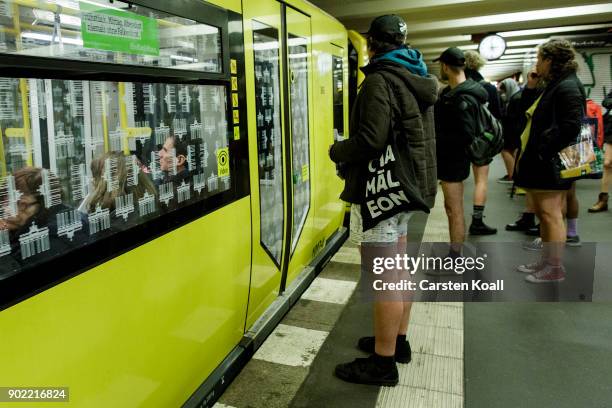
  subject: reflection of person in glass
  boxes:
[86,152,156,215]
[0,167,49,234]
[158,134,189,183]
[0,167,60,261]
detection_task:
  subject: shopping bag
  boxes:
[556,117,603,181]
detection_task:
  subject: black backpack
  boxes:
[463,93,504,166]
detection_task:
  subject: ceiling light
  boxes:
[507,39,549,47]
[32,9,81,27]
[498,23,612,38]
[21,32,83,46]
[407,4,612,33]
[503,48,536,54]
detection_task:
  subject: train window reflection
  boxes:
[288,33,310,252]
[252,20,283,264]
[0,76,230,277]
[0,0,222,72]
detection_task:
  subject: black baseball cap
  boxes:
[433,47,466,66]
[366,15,408,45]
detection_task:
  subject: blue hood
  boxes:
[374,46,428,77]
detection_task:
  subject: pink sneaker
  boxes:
[525,264,566,283]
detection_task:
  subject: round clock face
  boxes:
[479,34,506,60]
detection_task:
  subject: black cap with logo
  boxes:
[366,15,408,45]
[433,47,466,66]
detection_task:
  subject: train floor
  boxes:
[215,157,612,408]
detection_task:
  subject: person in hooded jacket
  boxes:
[432,47,491,260]
[329,15,438,386]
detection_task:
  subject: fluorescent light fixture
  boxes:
[486,61,524,65]
[288,38,307,47]
[408,4,612,33]
[410,35,471,46]
[498,23,612,38]
[169,55,198,63]
[159,24,218,38]
[507,39,549,47]
[253,41,279,51]
[419,43,479,55]
[33,10,81,27]
[503,47,536,55]
[21,32,83,46]
[78,0,124,11]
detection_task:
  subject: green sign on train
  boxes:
[80,2,160,56]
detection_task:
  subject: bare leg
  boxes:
[602,144,612,194]
[533,191,567,265]
[374,300,403,356]
[397,234,412,336]
[566,183,579,219]
[472,164,489,206]
[365,243,403,357]
[501,150,516,178]
[441,181,465,252]
[526,191,535,213]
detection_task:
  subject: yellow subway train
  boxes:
[0,0,350,406]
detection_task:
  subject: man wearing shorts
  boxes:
[434,47,491,257]
[329,15,437,386]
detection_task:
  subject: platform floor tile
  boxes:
[330,246,361,265]
[253,324,329,368]
[377,384,463,408]
[301,277,358,305]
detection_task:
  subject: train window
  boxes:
[288,34,310,251]
[0,0,222,73]
[252,20,283,264]
[0,76,230,277]
[332,55,344,138]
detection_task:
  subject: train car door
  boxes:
[243,0,288,329]
[281,5,315,289]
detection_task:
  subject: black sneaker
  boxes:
[566,235,581,247]
[505,215,535,231]
[525,224,540,236]
[469,219,497,235]
[335,355,398,386]
[357,336,412,364]
[497,175,513,184]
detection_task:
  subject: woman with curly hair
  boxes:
[514,39,586,283]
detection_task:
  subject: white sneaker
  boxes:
[525,264,566,283]
[522,237,543,251]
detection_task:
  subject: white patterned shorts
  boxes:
[350,204,413,245]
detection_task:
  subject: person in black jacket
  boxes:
[514,39,585,283]
[433,47,493,261]
[329,15,438,386]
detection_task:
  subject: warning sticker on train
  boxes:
[217,148,230,177]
